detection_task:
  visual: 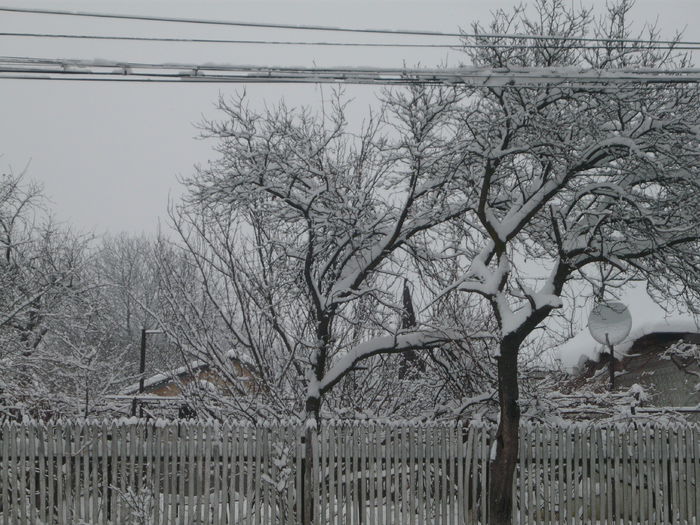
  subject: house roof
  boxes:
[120,349,245,395]
[559,318,700,371]
[120,360,210,395]
[557,281,700,370]
[565,331,700,410]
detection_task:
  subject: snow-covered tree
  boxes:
[179,88,489,425]
[177,88,495,522]
[94,233,177,374]
[422,1,700,521]
[0,172,146,419]
[0,172,92,418]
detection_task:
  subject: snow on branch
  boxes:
[320,329,493,395]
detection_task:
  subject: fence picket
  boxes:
[624,425,632,524]
[325,423,334,525]
[695,427,700,523]
[16,423,25,525]
[481,425,490,525]
[441,424,448,525]
[672,425,680,524]
[516,424,523,525]
[168,424,179,525]
[181,423,190,525]
[678,428,689,523]
[160,425,170,525]
[542,426,559,523]
[429,424,437,525]
[1,424,8,525]
[118,423,127,524]
[333,424,341,525]
[470,426,479,525]
[35,424,46,524]
[420,424,426,525]
[215,423,223,525]
[80,422,88,523]
[222,423,231,525]
[233,423,241,525]
[356,424,362,525]
[366,423,373,525]
[46,424,56,525]
[204,423,214,524]
[446,425,453,525]
[680,426,686,524]
[632,425,640,525]
[82,423,91,523]
[1,424,6,525]
[688,427,695,524]
[365,423,374,525]
[644,424,653,525]
[547,424,554,525]
[456,424,464,525]
[231,424,237,524]
[683,427,695,523]
[575,425,583,525]
[591,426,599,525]
[89,423,98,523]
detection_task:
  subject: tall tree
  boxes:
[181,89,484,424]
[0,171,95,418]
[95,233,175,374]
[178,89,494,522]
[428,1,700,522]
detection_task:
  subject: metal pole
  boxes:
[606,334,615,391]
[138,327,147,417]
[131,327,147,417]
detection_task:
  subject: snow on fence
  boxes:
[0,419,699,524]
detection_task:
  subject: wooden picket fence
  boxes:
[0,419,699,524]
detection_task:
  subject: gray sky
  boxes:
[1,0,699,234]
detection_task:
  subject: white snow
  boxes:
[318,329,488,392]
[120,349,241,395]
[558,282,700,370]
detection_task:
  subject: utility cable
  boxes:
[0,6,468,37]
[1,31,698,51]
[1,6,699,47]
[1,57,698,87]
[0,32,457,48]
[2,56,697,75]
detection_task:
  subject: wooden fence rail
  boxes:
[0,420,699,524]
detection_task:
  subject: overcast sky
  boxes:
[1,0,699,235]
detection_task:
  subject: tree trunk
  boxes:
[488,337,520,525]
[303,396,320,525]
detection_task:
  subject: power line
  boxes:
[0,32,457,48]
[0,6,467,37]
[1,6,699,47]
[1,57,698,87]
[2,31,699,51]
[1,73,695,90]
[4,56,697,76]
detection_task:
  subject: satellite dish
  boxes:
[588,301,632,345]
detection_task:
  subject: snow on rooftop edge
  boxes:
[120,348,241,395]
[559,317,700,372]
[558,282,700,371]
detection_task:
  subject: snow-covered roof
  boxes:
[558,282,700,371]
[120,349,242,395]
[560,317,700,371]
[120,360,209,395]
